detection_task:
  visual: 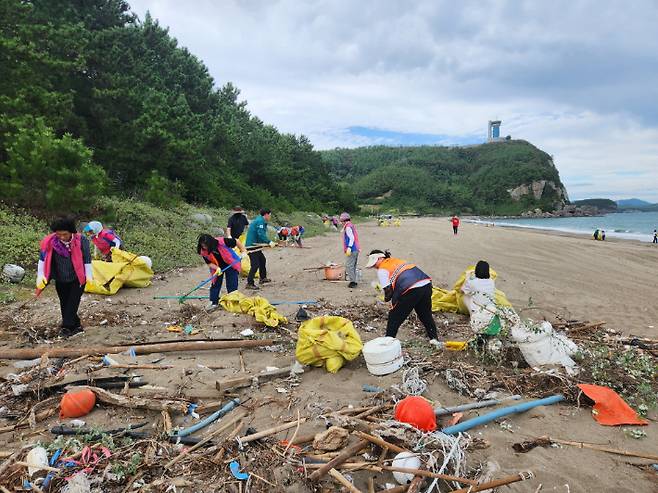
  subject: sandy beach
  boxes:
[1,217,656,492]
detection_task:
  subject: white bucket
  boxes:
[362,337,403,376]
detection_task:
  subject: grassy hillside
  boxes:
[321,140,566,214]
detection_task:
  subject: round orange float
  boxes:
[394,395,436,432]
[60,389,96,418]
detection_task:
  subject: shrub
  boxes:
[143,170,185,209]
[0,120,107,213]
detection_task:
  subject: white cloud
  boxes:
[129,0,658,201]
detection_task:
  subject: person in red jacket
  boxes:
[451,215,460,235]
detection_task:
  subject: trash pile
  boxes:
[1,288,655,491]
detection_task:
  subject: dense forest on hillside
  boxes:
[0,0,356,214]
[321,141,566,214]
[573,198,618,211]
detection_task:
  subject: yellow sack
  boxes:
[235,233,258,278]
[296,316,363,373]
[219,291,288,328]
[85,249,154,295]
[432,266,512,314]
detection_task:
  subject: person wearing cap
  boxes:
[227,206,249,240]
[37,217,93,337]
[340,212,360,288]
[245,208,276,290]
[83,220,122,261]
[366,249,440,347]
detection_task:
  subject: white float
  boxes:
[362,336,403,375]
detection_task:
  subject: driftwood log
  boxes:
[0,339,275,360]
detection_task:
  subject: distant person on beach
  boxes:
[653,230,657,244]
[341,212,360,288]
[365,249,440,348]
[601,230,606,241]
[451,215,460,235]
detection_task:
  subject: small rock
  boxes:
[313,426,349,451]
[2,264,25,283]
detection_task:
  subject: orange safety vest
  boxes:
[379,257,431,305]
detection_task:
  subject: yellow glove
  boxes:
[36,276,48,290]
[269,241,276,248]
[345,250,352,257]
[209,264,220,275]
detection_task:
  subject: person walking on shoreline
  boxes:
[653,229,657,244]
[451,215,460,235]
[340,212,360,288]
[245,208,275,290]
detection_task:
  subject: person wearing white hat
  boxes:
[83,220,122,261]
[366,249,440,347]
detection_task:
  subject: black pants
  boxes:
[653,236,657,244]
[247,250,267,284]
[453,225,458,234]
[55,281,84,329]
[386,283,438,340]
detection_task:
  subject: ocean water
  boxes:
[469,211,658,242]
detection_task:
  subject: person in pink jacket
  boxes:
[37,217,93,337]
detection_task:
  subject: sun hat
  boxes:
[83,221,102,235]
[339,212,351,221]
[365,252,386,268]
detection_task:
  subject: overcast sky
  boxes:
[129,0,658,202]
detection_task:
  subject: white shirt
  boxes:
[461,275,496,312]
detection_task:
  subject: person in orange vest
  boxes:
[37,217,93,337]
[451,215,460,235]
[197,234,246,311]
[365,249,440,347]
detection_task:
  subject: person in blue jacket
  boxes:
[245,208,276,290]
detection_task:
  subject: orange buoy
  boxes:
[394,395,436,432]
[60,389,96,418]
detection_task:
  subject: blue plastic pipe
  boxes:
[441,394,565,435]
[173,398,240,437]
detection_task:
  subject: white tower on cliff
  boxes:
[488,120,502,142]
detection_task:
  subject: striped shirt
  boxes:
[53,236,91,283]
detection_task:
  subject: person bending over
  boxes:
[365,249,440,348]
[197,234,246,311]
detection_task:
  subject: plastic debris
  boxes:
[392,451,421,484]
[25,446,49,477]
[229,460,250,480]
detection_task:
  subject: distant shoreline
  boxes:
[464,216,655,243]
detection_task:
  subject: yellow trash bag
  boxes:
[296,316,363,373]
[219,291,288,328]
[432,266,512,314]
[235,233,258,278]
[85,249,154,295]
